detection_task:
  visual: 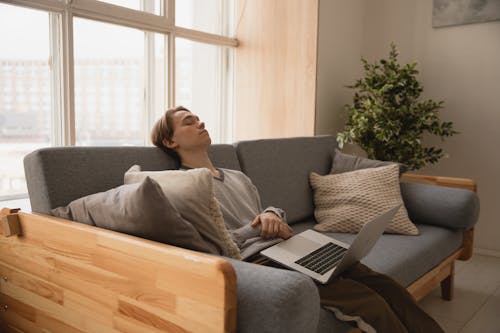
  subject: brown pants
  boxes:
[315,262,444,333]
[254,257,444,333]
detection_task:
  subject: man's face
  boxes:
[163,110,211,152]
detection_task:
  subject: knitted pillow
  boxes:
[310,164,419,235]
[124,165,241,259]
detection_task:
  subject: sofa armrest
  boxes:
[0,209,236,333]
[400,182,480,230]
[400,173,477,192]
[226,258,320,333]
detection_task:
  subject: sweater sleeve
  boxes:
[230,224,261,247]
[263,206,287,223]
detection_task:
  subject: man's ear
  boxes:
[162,138,178,149]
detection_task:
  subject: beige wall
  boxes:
[315,0,365,137]
[235,0,318,141]
[316,0,500,255]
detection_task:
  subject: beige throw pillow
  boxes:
[124,166,241,259]
[310,164,419,235]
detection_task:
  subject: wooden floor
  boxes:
[419,254,500,333]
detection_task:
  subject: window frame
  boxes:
[0,0,237,200]
[2,0,237,146]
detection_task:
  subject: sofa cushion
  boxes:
[124,166,241,259]
[235,136,337,225]
[226,258,321,333]
[24,147,178,215]
[24,144,240,215]
[316,308,355,333]
[209,144,242,171]
[310,165,419,235]
[51,177,216,253]
[290,220,463,287]
[331,149,407,175]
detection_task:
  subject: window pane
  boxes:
[176,38,233,143]
[176,0,236,37]
[0,4,53,199]
[74,18,166,146]
[98,0,162,15]
[153,33,168,123]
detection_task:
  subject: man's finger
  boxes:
[260,219,270,238]
[271,221,279,237]
[277,225,285,239]
[281,224,292,238]
[251,215,261,227]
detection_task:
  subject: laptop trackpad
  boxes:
[278,235,324,257]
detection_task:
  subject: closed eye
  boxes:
[182,115,200,125]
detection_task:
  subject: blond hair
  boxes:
[150,106,190,147]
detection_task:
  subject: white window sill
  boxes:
[0,198,31,213]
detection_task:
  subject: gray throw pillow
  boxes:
[331,149,407,175]
[51,177,217,254]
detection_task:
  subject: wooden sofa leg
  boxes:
[440,262,454,301]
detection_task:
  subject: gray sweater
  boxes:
[212,168,288,260]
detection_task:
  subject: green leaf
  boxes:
[337,43,457,170]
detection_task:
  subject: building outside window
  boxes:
[0,0,236,201]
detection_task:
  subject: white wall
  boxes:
[316,0,500,255]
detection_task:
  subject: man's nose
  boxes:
[198,121,205,129]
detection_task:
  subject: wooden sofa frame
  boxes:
[0,174,476,333]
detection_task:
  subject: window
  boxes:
[73,18,166,146]
[0,0,237,201]
[175,38,234,143]
[176,0,236,37]
[0,4,54,199]
[98,0,163,15]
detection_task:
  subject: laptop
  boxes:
[260,205,400,284]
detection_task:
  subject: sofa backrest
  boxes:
[24,136,335,221]
[24,144,240,214]
[235,136,336,224]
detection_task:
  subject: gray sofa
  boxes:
[21,135,479,332]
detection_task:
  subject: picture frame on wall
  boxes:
[433,0,500,28]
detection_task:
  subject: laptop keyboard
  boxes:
[294,242,348,275]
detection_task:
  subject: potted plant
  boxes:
[337,43,458,170]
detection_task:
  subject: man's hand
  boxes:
[251,212,293,239]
